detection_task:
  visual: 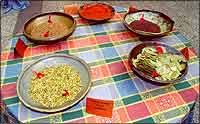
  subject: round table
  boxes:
[1,6,199,123]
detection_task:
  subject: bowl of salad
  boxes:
[128,42,188,84]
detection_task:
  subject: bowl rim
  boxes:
[78,2,115,22]
[16,54,92,113]
[128,41,188,84]
[23,12,76,44]
[123,9,175,36]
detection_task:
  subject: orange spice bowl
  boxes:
[78,3,115,22]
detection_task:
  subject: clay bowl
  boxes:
[128,42,188,84]
[78,3,115,23]
[23,12,76,44]
[123,9,174,37]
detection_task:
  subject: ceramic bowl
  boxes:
[78,3,115,22]
[123,10,174,36]
[23,12,76,44]
[128,42,188,84]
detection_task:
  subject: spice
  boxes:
[79,3,113,20]
[31,22,67,38]
[129,19,161,33]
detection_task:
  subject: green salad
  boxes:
[132,46,186,80]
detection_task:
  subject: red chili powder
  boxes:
[129,19,161,33]
[79,4,113,20]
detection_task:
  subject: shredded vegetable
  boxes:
[132,47,186,80]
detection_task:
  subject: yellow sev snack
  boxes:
[28,64,82,108]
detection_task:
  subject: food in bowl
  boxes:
[132,46,186,81]
[23,12,76,44]
[78,3,115,21]
[123,10,174,36]
[31,21,68,38]
[28,64,82,108]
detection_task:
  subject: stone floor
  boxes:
[1,1,199,123]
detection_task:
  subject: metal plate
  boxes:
[123,10,174,36]
[17,54,92,113]
[128,42,188,84]
[23,12,76,44]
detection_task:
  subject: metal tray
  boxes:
[17,54,92,113]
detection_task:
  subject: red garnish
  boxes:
[48,15,52,23]
[140,13,145,22]
[32,71,44,79]
[156,46,164,54]
[151,71,159,78]
[43,31,49,37]
[62,90,69,96]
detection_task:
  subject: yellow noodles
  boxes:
[28,64,82,108]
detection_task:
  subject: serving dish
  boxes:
[128,42,188,84]
[123,9,174,36]
[17,54,91,112]
[78,3,115,22]
[23,12,76,44]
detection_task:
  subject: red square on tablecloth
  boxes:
[91,65,111,80]
[179,88,197,103]
[96,35,111,44]
[127,102,150,120]
[116,107,130,122]
[145,99,160,114]
[85,116,97,123]
[108,61,127,75]
[170,92,185,106]
[154,94,176,111]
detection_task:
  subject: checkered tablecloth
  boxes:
[1,6,199,123]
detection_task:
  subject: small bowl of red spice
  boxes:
[123,9,174,37]
[128,42,188,84]
[78,3,115,22]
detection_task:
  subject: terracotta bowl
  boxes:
[78,3,115,22]
[128,42,188,84]
[123,10,174,37]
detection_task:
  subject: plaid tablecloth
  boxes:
[1,6,199,123]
